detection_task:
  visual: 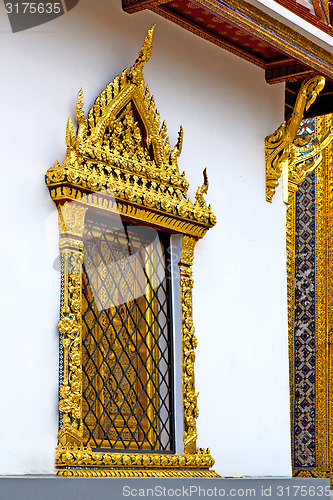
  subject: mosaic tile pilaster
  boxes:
[293,170,316,467]
[290,115,333,482]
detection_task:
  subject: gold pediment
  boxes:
[47,25,218,478]
[46,25,216,236]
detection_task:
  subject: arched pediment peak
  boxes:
[46,26,216,234]
[128,24,155,84]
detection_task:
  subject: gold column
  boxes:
[313,114,333,477]
[179,235,198,455]
[57,202,87,449]
[286,180,297,471]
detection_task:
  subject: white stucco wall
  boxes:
[0,0,289,476]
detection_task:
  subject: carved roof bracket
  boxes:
[265,76,333,204]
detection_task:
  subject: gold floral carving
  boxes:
[46,26,216,477]
[57,203,87,238]
[265,76,333,203]
[55,446,214,470]
[180,234,197,268]
[57,469,220,478]
[286,187,296,469]
[288,115,333,486]
[48,186,210,238]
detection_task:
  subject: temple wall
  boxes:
[0,0,289,476]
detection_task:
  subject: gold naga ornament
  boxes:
[45,25,218,477]
[265,75,333,204]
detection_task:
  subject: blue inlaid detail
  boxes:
[293,165,316,468]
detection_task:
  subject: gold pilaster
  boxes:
[179,235,198,454]
[314,114,331,473]
[289,115,333,484]
[57,203,87,449]
[286,186,296,469]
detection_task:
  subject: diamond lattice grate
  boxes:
[81,213,174,452]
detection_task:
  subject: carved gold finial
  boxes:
[195,168,209,208]
[313,0,330,24]
[265,76,327,203]
[170,126,183,167]
[129,24,155,84]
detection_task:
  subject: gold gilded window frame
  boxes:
[287,114,333,483]
[45,25,218,478]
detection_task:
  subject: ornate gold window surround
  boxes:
[265,77,333,482]
[45,25,218,478]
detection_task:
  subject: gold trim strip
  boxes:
[48,186,211,239]
[294,467,333,486]
[56,468,221,478]
[56,448,214,469]
[287,188,296,469]
[314,115,329,471]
